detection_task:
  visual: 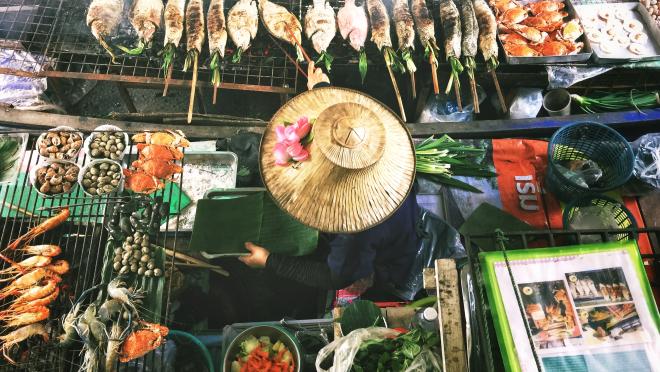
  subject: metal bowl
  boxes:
[223,325,302,372]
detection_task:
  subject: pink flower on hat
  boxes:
[272,116,314,166]
[287,141,310,162]
[273,142,291,166]
[294,116,311,139]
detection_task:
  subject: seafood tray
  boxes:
[573,2,660,63]
[0,131,186,371]
[498,0,593,64]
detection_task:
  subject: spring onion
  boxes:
[415,135,496,193]
[571,90,660,114]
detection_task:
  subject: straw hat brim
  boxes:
[260,87,415,233]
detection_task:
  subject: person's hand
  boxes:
[307,62,330,90]
[238,242,270,268]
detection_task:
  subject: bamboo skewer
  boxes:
[429,51,439,95]
[491,69,507,113]
[411,70,416,99]
[213,84,218,105]
[469,76,480,114]
[453,78,462,112]
[187,52,199,124]
[384,50,407,122]
[163,63,174,97]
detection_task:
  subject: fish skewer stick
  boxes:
[227,0,259,63]
[305,0,337,71]
[438,0,464,110]
[412,0,440,95]
[161,0,186,97]
[208,0,228,104]
[458,0,480,113]
[473,0,506,112]
[337,0,369,83]
[87,0,124,63]
[366,0,406,121]
[393,0,417,99]
[184,0,205,124]
[119,0,164,55]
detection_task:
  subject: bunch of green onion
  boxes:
[415,135,496,193]
[571,90,660,114]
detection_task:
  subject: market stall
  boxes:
[0,0,658,371]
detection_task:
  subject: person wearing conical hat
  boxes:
[239,63,424,301]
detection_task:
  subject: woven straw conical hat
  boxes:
[260,87,415,233]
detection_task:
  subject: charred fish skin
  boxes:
[208,0,228,58]
[227,0,259,53]
[130,0,164,45]
[393,0,415,50]
[258,0,303,60]
[336,0,368,52]
[472,0,498,63]
[366,0,391,50]
[186,0,206,53]
[411,0,436,47]
[304,0,337,55]
[438,0,462,59]
[457,0,478,58]
[87,0,124,61]
[164,0,186,47]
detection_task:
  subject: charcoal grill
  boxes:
[0,0,302,94]
[0,130,186,371]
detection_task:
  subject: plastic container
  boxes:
[83,124,129,161]
[77,159,124,197]
[222,325,302,372]
[546,122,634,202]
[29,160,80,197]
[35,126,84,161]
[563,195,637,242]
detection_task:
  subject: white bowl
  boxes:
[78,159,124,197]
[30,160,80,197]
[35,126,84,161]
[83,124,130,161]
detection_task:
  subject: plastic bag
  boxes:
[0,49,61,111]
[555,159,604,188]
[315,327,398,372]
[546,66,613,89]
[216,132,262,187]
[508,88,542,119]
[404,349,443,372]
[632,133,660,189]
[392,207,466,301]
[417,85,486,123]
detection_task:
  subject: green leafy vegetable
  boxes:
[340,300,385,335]
[384,47,405,74]
[183,49,198,72]
[445,57,464,94]
[401,49,416,74]
[232,47,244,63]
[160,43,176,71]
[571,90,660,114]
[349,327,440,371]
[316,50,334,72]
[210,51,222,87]
[117,39,147,55]
[359,49,368,84]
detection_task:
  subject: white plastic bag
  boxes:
[315,327,398,372]
[404,349,443,372]
[508,88,543,119]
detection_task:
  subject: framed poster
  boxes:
[480,241,660,372]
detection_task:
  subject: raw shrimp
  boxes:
[13,279,58,304]
[105,322,124,372]
[98,298,124,322]
[1,306,49,328]
[6,208,69,251]
[0,323,49,364]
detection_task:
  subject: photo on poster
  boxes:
[565,267,632,308]
[517,280,582,349]
[577,303,647,345]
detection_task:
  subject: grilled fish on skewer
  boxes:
[119,0,164,55]
[473,0,506,112]
[457,0,479,112]
[87,0,124,63]
[259,0,304,61]
[438,0,464,95]
[304,0,336,71]
[161,0,186,94]
[184,0,205,124]
[208,0,228,95]
[411,0,439,94]
[228,0,259,63]
[393,0,416,97]
[337,0,369,82]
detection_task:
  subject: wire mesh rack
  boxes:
[0,0,301,94]
[0,130,186,371]
[462,227,660,372]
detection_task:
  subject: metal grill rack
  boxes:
[463,227,660,372]
[0,130,185,371]
[0,0,301,94]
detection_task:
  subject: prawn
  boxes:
[46,259,70,275]
[12,279,58,304]
[5,208,69,251]
[15,245,61,257]
[5,287,60,314]
[0,256,52,278]
[107,277,144,315]
[105,321,124,372]
[0,268,61,297]
[0,323,49,364]
[1,306,49,328]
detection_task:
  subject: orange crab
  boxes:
[559,19,583,42]
[123,169,165,194]
[504,43,539,56]
[131,159,182,180]
[119,322,169,363]
[508,23,548,43]
[137,144,184,162]
[527,0,565,16]
[500,7,529,24]
[500,32,532,45]
[532,40,583,56]
[491,0,521,15]
[131,130,190,147]
[522,11,569,32]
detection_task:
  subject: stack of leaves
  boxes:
[351,327,439,372]
[415,135,496,193]
[0,136,19,178]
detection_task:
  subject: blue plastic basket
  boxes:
[563,195,637,242]
[546,122,634,202]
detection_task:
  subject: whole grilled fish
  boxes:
[186,0,205,53]
[259,0,303,59]
[366,0,391,50]
[393,0,415,50]
[337,0,368,52]
[472,0,498,62]
[227,0,259,58]
[457,0,478,58]
[164,0,186,47]
[87,0,124,61]
[208,0,228,57]
[129,0,164,45]
[438,0,461,58]
[411,0,436,47]
[304,0,336,55]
